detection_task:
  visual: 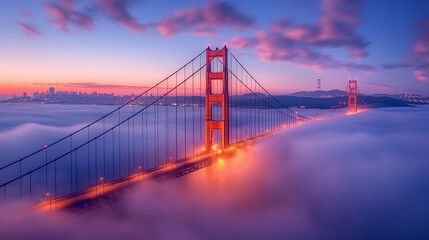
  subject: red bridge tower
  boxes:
[348,79,358,113]
[205,46,229,150]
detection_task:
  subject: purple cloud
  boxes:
[157,1,253,36]
[384,16,429,81]
[409,18,429,81]
[44,0,94,32]
[20,9,34,18]
[16,21,41,37]
[97,0,144,33]
[229,0,373,73]
[192,26,215,36]
[231,32,373,73]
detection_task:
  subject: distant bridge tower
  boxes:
[317,77,321,91]
[205,46,229,150]
[348,79,358,113]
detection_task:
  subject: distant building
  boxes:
[34,92,39,97]
[23,92,27,98]
[49,87,55,96]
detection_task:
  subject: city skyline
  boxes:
[1,0,429,96]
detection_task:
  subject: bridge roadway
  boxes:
[34,133,272,213]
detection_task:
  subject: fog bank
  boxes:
[1,106,429,239]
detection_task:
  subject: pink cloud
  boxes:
[97,0,144,33]
[157,1,253,36]
[59,0,76,10]
[413,69,428,81]
[269,0,368,60]
[412,31,429,61]
[230,32,374,73]
[386,17,429,81]
[229,0,373,73]
[44,0,93,32]
[16,21,41,37]
[192,27,215,35]
[20,9,34,18]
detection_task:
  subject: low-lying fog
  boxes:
[1,104,428,239]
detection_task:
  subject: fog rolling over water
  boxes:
[1,104,429,239]
[0,103,289,202]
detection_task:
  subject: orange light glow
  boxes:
[346,109,366,115]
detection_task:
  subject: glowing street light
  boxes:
[138,166,142,180]
[99,177,104,194]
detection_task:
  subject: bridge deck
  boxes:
[34,135,266,213]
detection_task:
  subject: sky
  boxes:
[1,0,429,96]
[1,105,429,239]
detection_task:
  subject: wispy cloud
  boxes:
[229,0,373,73]
[44,0,94,32]
[20,9,34,18]
[383,16,429,81]
[409,17,429,81]
[16,21,41,37]
[34,82,150,90]
[97,0,145,33]
[157,0,253,36]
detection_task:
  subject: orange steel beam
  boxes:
[348,79,358,113]
[205,46,229,150]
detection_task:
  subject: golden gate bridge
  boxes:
[0,46,359,211]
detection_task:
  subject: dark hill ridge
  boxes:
[231,90,416,108]
[287,90,346,98]
[272,95,412,109]
[2,89,423,109]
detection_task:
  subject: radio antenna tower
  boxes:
[317,77,321,91]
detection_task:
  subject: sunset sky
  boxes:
[1,0,429,96]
